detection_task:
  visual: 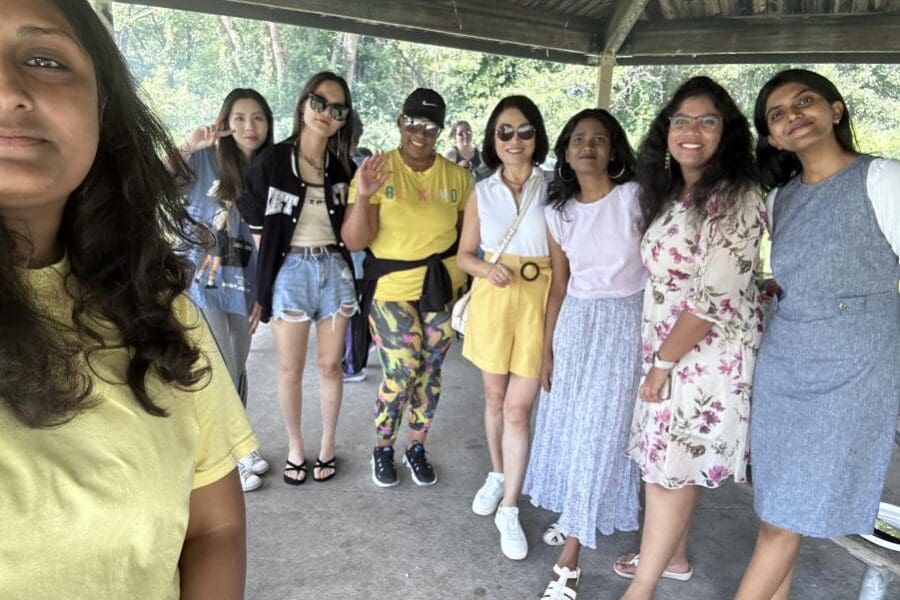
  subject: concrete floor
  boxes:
[241,323,899,600]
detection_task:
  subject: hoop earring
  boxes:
[558,163,575,183]
[664,150,671,175]
[608,161,626,179]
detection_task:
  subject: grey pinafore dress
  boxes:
[751,155,899,538]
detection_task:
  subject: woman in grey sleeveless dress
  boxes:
[736,70,900,600]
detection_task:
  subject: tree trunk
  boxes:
[268,22,286,91]
[219,16,242,75]
[343,33,360,88]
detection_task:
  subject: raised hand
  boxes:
[355,152,391,200]
[183,124,232,155]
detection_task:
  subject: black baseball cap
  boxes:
[402,88,446,129]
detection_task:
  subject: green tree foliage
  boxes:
[112,5,899,160]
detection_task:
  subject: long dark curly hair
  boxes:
[753,69,857,190]
[636,76,757,228]
[213,88,274,204]
[549,108,636,211]
[0,0,209,428]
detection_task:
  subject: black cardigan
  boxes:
[238,140,356,322]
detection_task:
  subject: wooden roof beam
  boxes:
[617,13,900,64]
[114,0,603,63]
[599,0,652,55]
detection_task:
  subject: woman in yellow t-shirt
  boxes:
[343,88,473,488]
[0,2,256,599]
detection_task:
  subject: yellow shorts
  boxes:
[461,254,551,379]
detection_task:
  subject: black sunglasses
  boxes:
[495,123,536,142]
[308,92,349,122]
[402,116,442,139]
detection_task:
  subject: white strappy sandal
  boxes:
[541,521,566,546]
[542,563,581,599]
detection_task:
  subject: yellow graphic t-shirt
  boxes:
[349,149,473,302]
[0,257,258,600]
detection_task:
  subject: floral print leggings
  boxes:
[369,300,454,443]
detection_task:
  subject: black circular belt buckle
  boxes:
[520,261,540,282]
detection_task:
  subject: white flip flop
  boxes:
[612,553,693,582]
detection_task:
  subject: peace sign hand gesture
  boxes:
[183,124,232,155]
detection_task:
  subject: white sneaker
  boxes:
[243,450,270,475]
[494,506,528,560]
[472,472,505,516]
[238,459,262,492]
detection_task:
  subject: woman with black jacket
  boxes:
[239,71,357,486]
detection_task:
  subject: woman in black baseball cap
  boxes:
[342,88,474,489]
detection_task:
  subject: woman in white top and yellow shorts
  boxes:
[457,95,551,562]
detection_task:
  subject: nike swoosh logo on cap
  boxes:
[422,101,438,106]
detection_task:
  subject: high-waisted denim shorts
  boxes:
[271,249,358,323]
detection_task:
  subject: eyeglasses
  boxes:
[308,92,349,122]
[402,116,442,139]
[669,114,721,131]
[495,123,536,142]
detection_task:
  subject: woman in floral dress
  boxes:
[615,76,766,600]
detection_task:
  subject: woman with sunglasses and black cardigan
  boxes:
[239,71,357,486]
[342,88,473,489]
[455,95,550,562]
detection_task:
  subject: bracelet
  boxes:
[652,351,676,370]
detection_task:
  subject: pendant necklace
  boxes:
[300,150,324,179]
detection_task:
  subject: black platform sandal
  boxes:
[283,459,308,485]
[312,457,337,482]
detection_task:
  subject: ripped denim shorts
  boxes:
[271,249,358,323]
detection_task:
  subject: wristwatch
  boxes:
[652,351,676,370]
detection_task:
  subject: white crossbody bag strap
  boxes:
[487,174,543,265]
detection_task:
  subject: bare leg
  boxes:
[482,371,509,474]
[770,565,796,600]
[734,522,801,600]
[499,374,540,507]
[558,536,582,570]
[271,318,312,482]
[619,484,701,600]
[313,313,351,479]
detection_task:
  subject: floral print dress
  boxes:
[627,192,766,489]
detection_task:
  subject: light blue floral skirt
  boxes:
[523,293,643,548]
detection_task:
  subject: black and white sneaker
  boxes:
[403,442,437,486]
[371,446,398,487]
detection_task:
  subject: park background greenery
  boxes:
[113,4,900,160]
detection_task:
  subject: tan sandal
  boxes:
[612,553,693,582]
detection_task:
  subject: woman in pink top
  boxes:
[522,109,644,600]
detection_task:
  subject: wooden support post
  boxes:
[91,0,114,32]
[596,53,616,109]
